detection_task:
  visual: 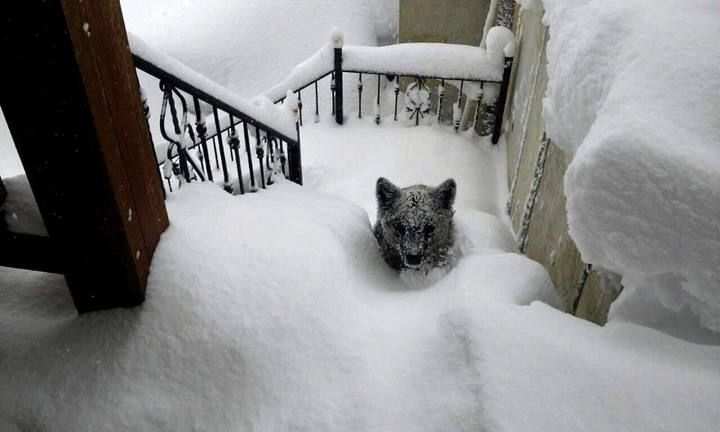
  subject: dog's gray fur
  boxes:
[373,177,456,272]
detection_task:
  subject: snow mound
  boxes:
[0,182,555,430]
[542,0,720,333]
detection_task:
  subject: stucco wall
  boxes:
[503,4,622,324]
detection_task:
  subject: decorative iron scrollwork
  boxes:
[404,77,432,125]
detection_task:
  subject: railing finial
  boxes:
[330,27,344,49]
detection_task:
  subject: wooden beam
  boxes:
[0,232,64,274]
[0,0,168,312]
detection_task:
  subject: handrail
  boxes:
[129,33,302,193]
[130,52,297,144]
[261,28,514,140]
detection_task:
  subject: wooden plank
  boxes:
[0,0,168,312]
[0,232,63,274]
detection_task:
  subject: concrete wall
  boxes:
[503,4,622,324]
[399,0,491,44]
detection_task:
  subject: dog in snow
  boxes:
[373,177,456,272]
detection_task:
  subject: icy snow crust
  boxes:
[542,0,720,333]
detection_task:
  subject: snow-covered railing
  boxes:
[129,34,302,194]
[264,27,516,143]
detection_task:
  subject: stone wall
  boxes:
[503,4,621,324]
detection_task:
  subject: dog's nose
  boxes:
[405,253,423,266]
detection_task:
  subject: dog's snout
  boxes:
[405,253,423,266]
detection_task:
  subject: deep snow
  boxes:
[2,119,720,431]
[2,0,720,429]
[541,0,720,334]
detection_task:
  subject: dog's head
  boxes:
[376,177,456,269]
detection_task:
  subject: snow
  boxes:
[302,118,507,219]
[1,175,46,236]
[120,0,384,99]
[541,0,720,333]
[128,33,298,140]
[2,1,720,429]
[3,116,720,430]
[343,42,506,81]
[0,107,23,178]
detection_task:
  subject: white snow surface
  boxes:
[542,0,720,333]
[263,26,512,104]
[120,0,384,99]
[2,175,46,236]
[3,119,720,430]
[343,42,505,81]
[0,108,23,178]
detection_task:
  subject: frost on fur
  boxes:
[373,177,456,273]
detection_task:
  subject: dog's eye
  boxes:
[424,225,435,237]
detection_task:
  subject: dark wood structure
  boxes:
[0,0,169,313]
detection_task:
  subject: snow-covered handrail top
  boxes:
[261,26,515,103]
[128,33,297,141]
[343,43,506,82]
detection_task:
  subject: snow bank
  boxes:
[263,25,514,105]
[542,0,720,333]
[2,117,720,430]
[301,118,507,219]
[120,0,381,99]
[1,175,45,236]
[128,33,297,140]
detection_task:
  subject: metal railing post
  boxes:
[492,56,514,144]
[332,29,344,125]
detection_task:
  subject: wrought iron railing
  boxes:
[264,29,515,143]
[130,29,514,196]
[129,34,302,196]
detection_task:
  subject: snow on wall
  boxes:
[128,33,297,139]
[541,0,720,332]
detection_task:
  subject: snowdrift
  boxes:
[542,0,720,333]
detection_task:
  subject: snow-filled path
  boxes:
[2,121,720,431]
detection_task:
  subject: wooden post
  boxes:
[0,0,169,313]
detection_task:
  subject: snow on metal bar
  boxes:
[128,33,297,140]
[263,46,335,103]
[342,43,506,82]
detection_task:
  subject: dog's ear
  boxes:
[376,177,400,212]
[434,178,456,210]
